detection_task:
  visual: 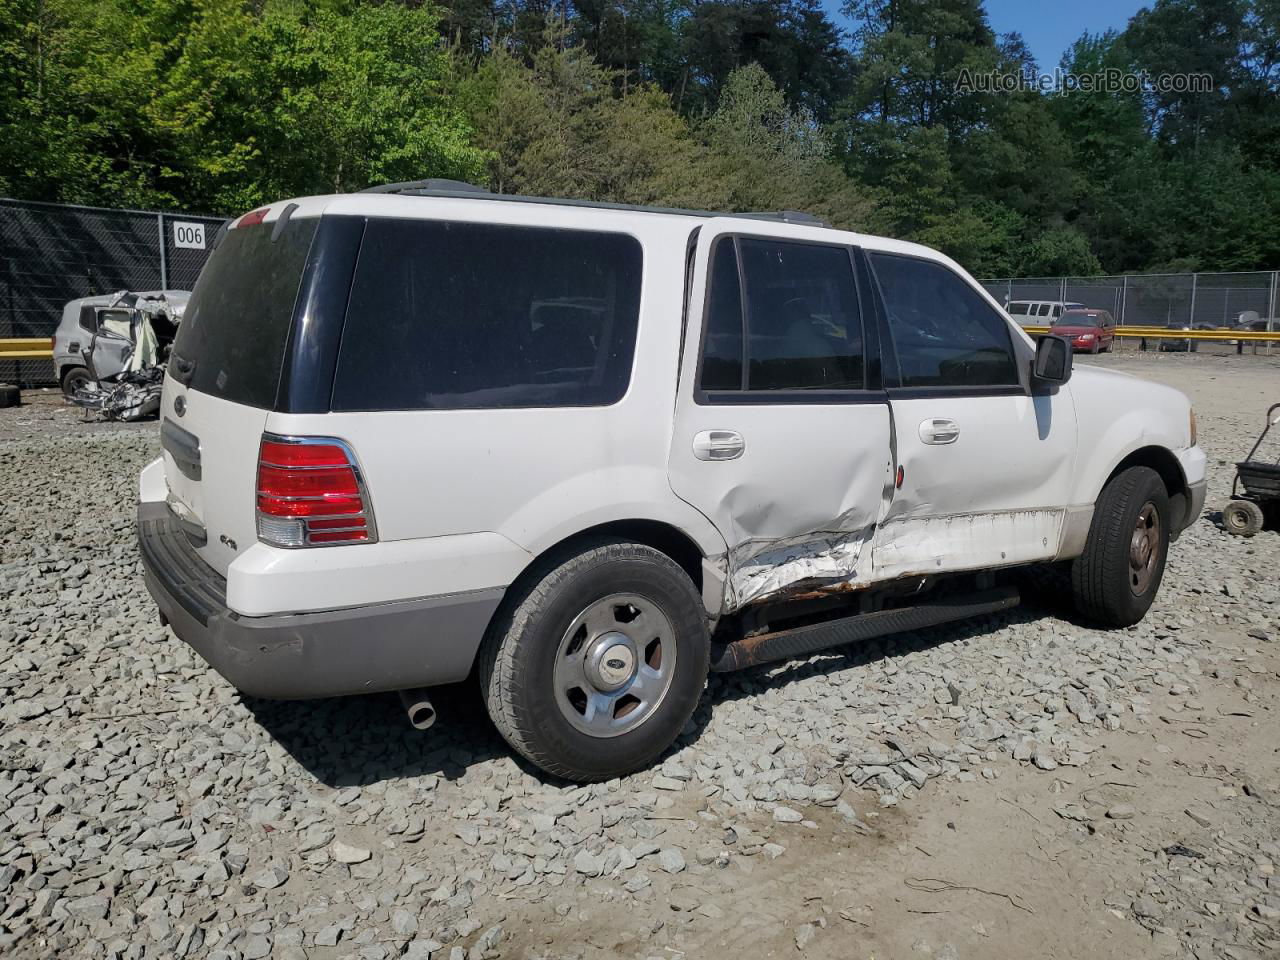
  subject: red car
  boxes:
[1051,308,1116,353]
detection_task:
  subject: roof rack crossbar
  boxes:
[354,183,828,227]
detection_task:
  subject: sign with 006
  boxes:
[172,221,206,250]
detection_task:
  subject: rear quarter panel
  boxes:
[263,215,726,596]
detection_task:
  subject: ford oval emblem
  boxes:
[174,395,187,417]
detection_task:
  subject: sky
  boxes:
[822,0,1150,72]
[983,0,1149,70]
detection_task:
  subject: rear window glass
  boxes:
[332,219,642,411]
[172,218,317,409]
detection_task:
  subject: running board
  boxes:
[708,586,1020,673]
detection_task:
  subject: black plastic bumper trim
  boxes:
[137,501,504,699]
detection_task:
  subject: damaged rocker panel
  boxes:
[717,508,1064,613]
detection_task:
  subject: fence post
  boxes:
[157,213,168,290]
[1060,277,1066,304]
[1120,276,1128,326]
[1188,273,1197,326]
[1269,271,1277,357]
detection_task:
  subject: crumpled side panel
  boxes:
[724,516,877,610]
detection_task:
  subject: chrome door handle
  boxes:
[693,430,745,461]
[919,418,960,445]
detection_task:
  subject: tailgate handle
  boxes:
[161,418,202,480]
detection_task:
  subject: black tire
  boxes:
[0,383,19,408]
[479,539,709,781]
[1223,499,1265,537]
[60,366,92,398]
[1071,466,1170,627]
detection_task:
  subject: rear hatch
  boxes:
[160,211,320,576]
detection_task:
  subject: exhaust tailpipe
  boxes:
[397,689,437,730]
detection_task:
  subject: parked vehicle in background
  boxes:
[1005,299,1087,326]
[1051,308,1116,353]
[136,183,1206,782]
[53,291,188,419]
[1232,316,1277,342]
[1158,323,1215,352]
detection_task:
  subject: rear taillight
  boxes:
[255,434,377,547]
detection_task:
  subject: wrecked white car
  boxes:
[136,184,1206,782]
[53,289,188,420]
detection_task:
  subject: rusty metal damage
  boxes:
[724,518,877,612]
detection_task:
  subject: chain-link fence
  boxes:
[981,271,1280,329]
[1,198,226,385]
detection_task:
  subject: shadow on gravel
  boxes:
[240,679,518,788]
[242,589,1079,789]
[700,599,1060,713]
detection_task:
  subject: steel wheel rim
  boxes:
[1225,505,1248,532]
[553,592,676,739]
[1129,502,1162,595]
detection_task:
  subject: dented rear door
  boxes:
[668,223,893,611]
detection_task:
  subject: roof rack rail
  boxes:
[731,210,827,226]
[354,182,829,228]
[360,179,491,195]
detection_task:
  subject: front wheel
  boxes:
[1071,466,1170,627]
[479,539,709,781]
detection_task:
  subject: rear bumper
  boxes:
[137,501,503,699]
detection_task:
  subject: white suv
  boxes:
[137,183,1207,782]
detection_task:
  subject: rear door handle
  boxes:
[919,418,959,445]
[693,430,745,461]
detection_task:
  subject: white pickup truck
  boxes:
[137,182,1207,781]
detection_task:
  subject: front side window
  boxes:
[1007,303,1028,316]
[869,252,1020,389]
[333,220,642,411]
[697,237,864,394]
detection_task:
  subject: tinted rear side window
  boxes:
[173,219,317,408]
[333,220,643,411]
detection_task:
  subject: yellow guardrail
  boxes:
[1023,325,1280,342]
[0,338,54,358]
[3,326,1277,363]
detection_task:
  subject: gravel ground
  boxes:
[1,353,1278,960]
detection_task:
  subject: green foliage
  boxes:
[2,0,486,211]
[2,0,1278,277]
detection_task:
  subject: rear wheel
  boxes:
[1223,499,1265,537]
[1072,466,1170,627]
[479,539,709,781]
[60,365,92,398]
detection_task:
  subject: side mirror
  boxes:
[1033,335,1073,387]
